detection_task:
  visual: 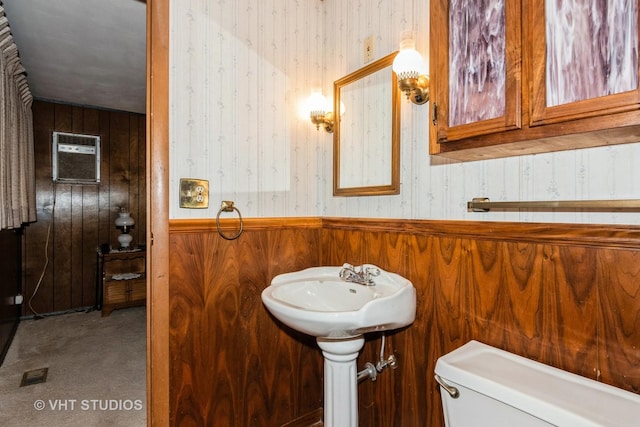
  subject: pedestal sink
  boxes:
[261,264,416,427]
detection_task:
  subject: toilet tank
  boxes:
[434,340,640,427]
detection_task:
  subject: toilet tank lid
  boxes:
[435,341,640,427]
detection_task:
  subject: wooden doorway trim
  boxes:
[146,0,170,425]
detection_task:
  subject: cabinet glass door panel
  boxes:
[431,0,521,146]
[449,0,506,126]
[531,0,640,125]
[546,0,637,106]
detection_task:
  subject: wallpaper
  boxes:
[170,0,640,225]
[169,0,325,219]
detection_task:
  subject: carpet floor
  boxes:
[0,306,146,426]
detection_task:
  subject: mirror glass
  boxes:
[333,51,400,196]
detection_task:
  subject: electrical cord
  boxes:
[28,180,56,319]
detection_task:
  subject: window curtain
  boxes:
[0,5,35,230]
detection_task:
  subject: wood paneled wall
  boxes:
[169,218,324,426]
[168,217,640,426]
[323,218,640,426]
[24,100,146,315]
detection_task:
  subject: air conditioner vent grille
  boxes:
[52,132,100,184]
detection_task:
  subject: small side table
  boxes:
[96,248,146,317]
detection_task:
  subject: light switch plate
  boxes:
[363,34,375,63]
[180,178,209,208]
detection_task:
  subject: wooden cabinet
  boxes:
[97,249,146,317]
[429,0,640,161]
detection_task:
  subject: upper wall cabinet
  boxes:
[430,0,640,161]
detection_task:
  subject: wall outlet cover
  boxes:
[180,178,209,208]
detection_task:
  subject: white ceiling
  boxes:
[2,0,146,114]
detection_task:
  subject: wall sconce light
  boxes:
[115,208,135,249]
[308,91,335,133]
[392,37,429,105]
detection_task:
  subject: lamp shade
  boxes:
[392,39,426,80]
[115,209,135,249]
[115,209,135,228]
[308,91,330,115]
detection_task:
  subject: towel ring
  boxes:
[215,201,244,240]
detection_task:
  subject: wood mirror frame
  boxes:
[333,51,400,196]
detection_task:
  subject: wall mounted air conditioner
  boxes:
[52,132,100,184]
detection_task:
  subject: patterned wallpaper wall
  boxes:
[170,0,640,225]
[169,0,325,219]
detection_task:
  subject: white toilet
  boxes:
[434,340,640,426]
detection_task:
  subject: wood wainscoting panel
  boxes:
[320,227,367,267]
[320,218,640,427]
[169,219,323,426]
[168,217,640,426]
[598,249,640,393]
[545,246,599,376]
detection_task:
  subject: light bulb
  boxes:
[308,91,329,115]
[392,39,426,80]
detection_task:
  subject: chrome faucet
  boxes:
[339,263,380,286]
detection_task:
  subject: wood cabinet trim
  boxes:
[431,116,640,161]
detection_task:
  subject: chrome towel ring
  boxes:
[215,201,244,240]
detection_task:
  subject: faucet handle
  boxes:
[339,263,355,281]
[364,266,380,277]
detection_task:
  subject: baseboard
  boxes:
[20,306,96,321]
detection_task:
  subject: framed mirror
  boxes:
[333,51,400,196]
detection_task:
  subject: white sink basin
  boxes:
[261,265,416,338]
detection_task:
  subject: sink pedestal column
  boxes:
[316,336,365,427]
